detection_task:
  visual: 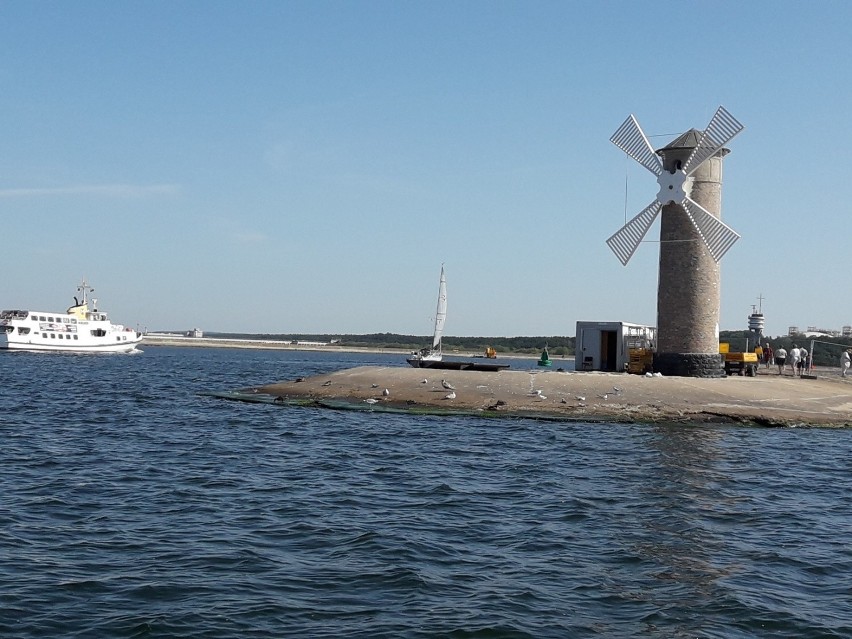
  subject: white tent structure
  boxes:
[575,321,656,373]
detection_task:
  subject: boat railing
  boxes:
[0,310,29,320]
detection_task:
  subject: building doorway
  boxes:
[600,330,618,371]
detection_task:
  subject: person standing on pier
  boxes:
[789,344,801,376]
[798,346,809,376]
[775,346,787,375]
[763,342,774,369]
[842,349,851,377]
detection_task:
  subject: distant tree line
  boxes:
[208,332,576,356]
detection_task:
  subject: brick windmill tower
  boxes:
[607,106,744,377]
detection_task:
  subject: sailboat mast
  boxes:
[432,265,447,351]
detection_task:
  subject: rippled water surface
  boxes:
[2,346,851,638]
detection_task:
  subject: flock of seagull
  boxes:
[358,377,626,406]
[364,378,457,403]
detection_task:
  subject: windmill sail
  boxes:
[683,106,744,175]
[611,114,663,176]
[606,200,662,266]
[681,198,741,261]
[431,266,447,351]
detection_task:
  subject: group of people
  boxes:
[760,342,808,375]
[779,344,809,376]
[761,341,852,377]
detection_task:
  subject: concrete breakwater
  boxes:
[220,366,852,427]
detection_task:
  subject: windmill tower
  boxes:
[607,106,744,377]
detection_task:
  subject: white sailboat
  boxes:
[407,265,447,368]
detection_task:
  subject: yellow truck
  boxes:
[719,343,759,377]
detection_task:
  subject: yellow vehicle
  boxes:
[626,325,655,374]
[627,347,654,374]
[719,342,759,377]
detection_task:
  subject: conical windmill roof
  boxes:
[657,128,702,153]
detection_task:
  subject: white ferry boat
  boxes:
[0,280,142,353]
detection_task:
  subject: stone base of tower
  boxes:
[654,352,726,378]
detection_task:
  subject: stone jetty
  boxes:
[220,366,852,427]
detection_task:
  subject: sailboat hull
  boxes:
[406,358,509,371]
[406,353,443,368]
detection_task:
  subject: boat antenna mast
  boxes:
[77,278,95,307]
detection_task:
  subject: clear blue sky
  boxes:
[2,1,849,337]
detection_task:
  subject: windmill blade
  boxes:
[683,106,744,175]
[681,197,741,262]
[606,200,662,266]
[611,115,663,176]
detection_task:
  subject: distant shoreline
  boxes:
[141,334,407,355]
[140,334,554,361]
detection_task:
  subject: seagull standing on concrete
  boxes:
[444,391,456,400]
[441,380,456,390]
[382,388,390,396]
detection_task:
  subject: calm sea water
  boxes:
[1,346,851,638]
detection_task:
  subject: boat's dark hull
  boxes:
[406,358,509,372]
